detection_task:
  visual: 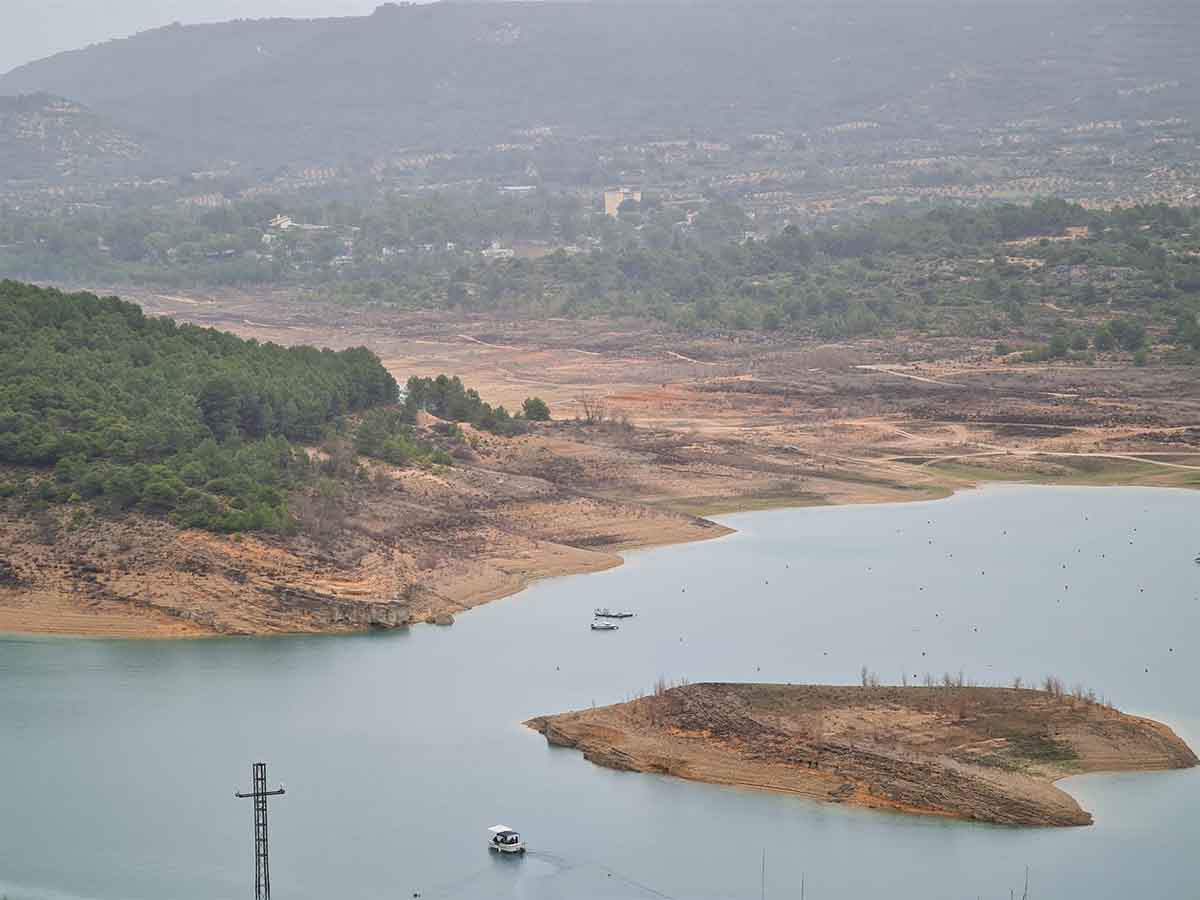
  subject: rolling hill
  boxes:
[1,0,1197,170]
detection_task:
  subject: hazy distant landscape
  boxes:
[3,1,1199,351]
[2,3,1199,899]
[4,0,1198,166]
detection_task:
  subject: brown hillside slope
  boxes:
[527,683,1197,827]
[0,441,728,637]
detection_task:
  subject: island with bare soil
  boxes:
[526,682,1198,827]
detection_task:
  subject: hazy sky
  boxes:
[0,1,392,76]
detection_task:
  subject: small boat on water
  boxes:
[590,620,619,631]
[594,608,635,619]
[487,825,526,854]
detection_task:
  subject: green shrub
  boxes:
[523,397,551,421]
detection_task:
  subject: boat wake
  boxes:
[410,849,677,900]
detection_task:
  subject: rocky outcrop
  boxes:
[271,587,410,629]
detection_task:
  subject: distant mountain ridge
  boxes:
[0,0,1196,171]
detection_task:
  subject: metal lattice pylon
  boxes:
[235,762,286,900]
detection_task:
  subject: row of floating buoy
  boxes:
[662,515,1187,679]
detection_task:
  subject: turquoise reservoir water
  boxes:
[1,485,1197,900]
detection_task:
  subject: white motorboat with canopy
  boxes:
[488,824,526,854]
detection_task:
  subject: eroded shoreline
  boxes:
[2,442,1196,639]
[4,300,1200,639]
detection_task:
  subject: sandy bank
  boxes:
[526,683,1198,827]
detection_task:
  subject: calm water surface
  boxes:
[1,485,1198,900]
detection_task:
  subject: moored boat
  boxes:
[594,608,635,618]
[590,620,619,631]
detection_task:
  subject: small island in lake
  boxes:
[527,682,1198,827]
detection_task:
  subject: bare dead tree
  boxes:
[575,393,610,425]
[857,666,881,687]
[292,478,348,548]
[1042,674,1065,700]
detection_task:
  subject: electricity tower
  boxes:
[235,762,286,900]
